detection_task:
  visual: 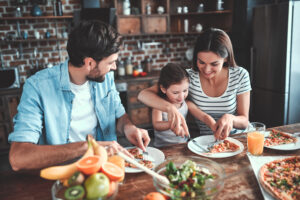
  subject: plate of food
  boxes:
[248,155,300,200]
[263,129,300,150]
[124,146,165,173]
[187,135,244,158]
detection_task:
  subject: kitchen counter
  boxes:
[0,123,299,200]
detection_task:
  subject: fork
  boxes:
[143,151,149,161]
[207,139,223,150]
[192,139,209,152]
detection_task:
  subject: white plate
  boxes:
[247,155,293,200]
[187,135,244,158]
[125,146,165,173]
[263,131,300,150]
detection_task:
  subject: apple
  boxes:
[133,70,140,77]
[84,173,109,199]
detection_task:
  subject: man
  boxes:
[8,20,150,171]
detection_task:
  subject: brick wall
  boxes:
[0,0,195,83]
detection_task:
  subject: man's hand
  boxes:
[167,105,189,137]
[96,141,132,157]
[124,125,150,152]
[214,114,233,140]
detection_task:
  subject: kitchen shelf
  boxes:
[1,15,73,20]
[2,38,68,43]
[0,37,68,44]
[170,10,232,16]
[114,0,234,36]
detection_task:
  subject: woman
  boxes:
[138,28,251,140]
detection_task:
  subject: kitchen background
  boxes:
[0,0,300,167]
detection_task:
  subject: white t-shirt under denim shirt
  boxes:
[186,67,252,135]
[69,81,97,142]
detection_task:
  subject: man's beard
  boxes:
[87,75,105,83]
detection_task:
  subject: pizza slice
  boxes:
[259,156,300,200]
[264,129,298,147]
[125,147,154,169]
[128,147,143,159]
[209,139,240,153]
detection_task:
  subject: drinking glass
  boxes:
[247,122,266,156]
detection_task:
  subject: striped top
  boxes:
[186,67,251,135]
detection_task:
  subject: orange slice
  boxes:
[108,155,125,182]
[76,155,102,175]
[107,181,118,197]
[144,192,166,200]
[101,162,124,182]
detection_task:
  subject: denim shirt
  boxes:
[8,61,125,145]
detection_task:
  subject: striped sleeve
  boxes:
[237,67,251,95]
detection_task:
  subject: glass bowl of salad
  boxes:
[153,156,225,200]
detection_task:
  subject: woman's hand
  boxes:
[166,105,190,137]
[214,114,234,140]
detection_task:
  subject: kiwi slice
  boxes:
[64,185,85,200]
[68,171,85,186]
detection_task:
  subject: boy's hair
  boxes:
[157,63,189,98]
[67,20,121,67]
[192,28,237,71]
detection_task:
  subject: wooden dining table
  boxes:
[0,123,299,200]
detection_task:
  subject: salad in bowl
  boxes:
[153,156,225,199]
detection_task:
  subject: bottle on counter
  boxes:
[56,0,63,16]
[117,60,125,77]
[143,58,152,73]
[125,57,133,75]
[123,0,131,15]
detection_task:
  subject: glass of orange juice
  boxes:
[247,122,266,156]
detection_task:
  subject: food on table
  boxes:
[144,192,166,200]
[64,185,85,200]
[128,147,144,159]
[209,139,240,153]
[264,129,298,147]
[67,171,85,187]
[259,156,300,200]
[76,155,102,175]
[125,147,154,169]
[41,136,123,199]
[40,137,94,180]
[164,160,215,198]
[84,172,110,199]
[247,132,264,155]
[91,138,108,162]
[108,155,125,181]
[102,162,124,181]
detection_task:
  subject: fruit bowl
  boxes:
[153,156,225,200]
[51,180,119,200]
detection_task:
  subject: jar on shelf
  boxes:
[146,3,151,15]
[143,58,152,73]
[125,58,133,75]
[123,0,131,15]
[117,60,125,77]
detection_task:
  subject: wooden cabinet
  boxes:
[0,89,21,154]
[114,0,234,35]
[116,76,158,128]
